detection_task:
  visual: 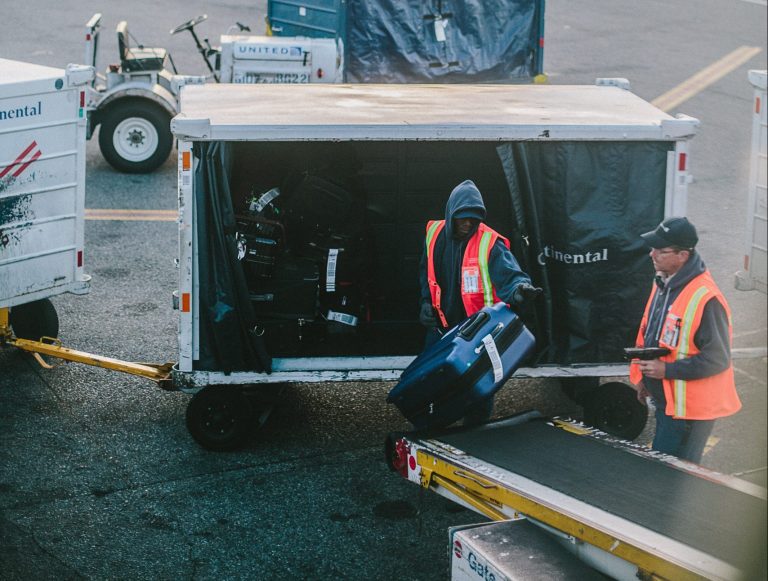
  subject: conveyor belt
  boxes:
[436,418,766,572]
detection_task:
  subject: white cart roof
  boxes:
[0,59,65,99]
[172,83,699,142]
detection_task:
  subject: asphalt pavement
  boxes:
[1,0,766,579]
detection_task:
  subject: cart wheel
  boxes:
[186,387,254,451]
[98,100,173,174]
[583,381,648,441]
[9,299,59,341]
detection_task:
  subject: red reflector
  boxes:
[86,33,91,41]
[539,37,544,48]
[408,455,416,470]
[80,91,85,108]
[678,152,687,171]
[757,97,761,115]
[317,68,324,79]
[77,250,83,267]
[181,293,191,313]
[744,255,750,271]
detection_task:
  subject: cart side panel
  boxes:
[736,70,767,293]
[0,59,89,308]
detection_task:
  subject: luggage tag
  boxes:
[481,334,504,382]
[462,267,480,294]
[661,314,682,348]
[249,187,280,214]
[326,249,339,292]
[327,310,358,327]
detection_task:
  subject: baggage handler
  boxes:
[630,217,741,463]
[418,179,541,425]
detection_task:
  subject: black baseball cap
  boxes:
[641,217,698,249]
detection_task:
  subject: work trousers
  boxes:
[651,402,716,464]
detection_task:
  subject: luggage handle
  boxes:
[457,311,490,341]
[473,323,505,354]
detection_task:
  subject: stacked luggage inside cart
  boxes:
[235,173,370,355]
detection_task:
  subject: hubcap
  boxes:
[112,116,158,162]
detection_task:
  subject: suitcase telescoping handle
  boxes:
[457,310,490,341]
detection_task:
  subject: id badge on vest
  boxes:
[462,267,480,294]
[661,314,682,348]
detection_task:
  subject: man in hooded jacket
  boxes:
[630,217,741,463]
[418,179,540,425]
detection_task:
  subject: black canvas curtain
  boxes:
[497,141,671,364]
[193,141,271,372]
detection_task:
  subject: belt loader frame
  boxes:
[388,414,763,581]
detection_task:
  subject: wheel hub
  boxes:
[127,128,145,147]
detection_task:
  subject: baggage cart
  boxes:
[266,0,547,83]
[735,69,767,294]
[0,58,93,343]
[167,79,700,449]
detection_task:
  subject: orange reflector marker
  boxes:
[182,151,191,171]
[181,293,191,313]
[678,152,687,171]
[757,96,761,115]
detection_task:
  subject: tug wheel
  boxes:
[186,386,254,451]
[98,100,173,174]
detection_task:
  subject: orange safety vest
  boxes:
[629,271,741,420]
[425,220,510,328]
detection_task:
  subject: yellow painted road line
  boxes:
[85,208,176,221]
[652,46,763,112]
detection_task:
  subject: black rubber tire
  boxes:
[583,381,648,441]
[98,100,173,174]
[185,387,254,451]
[559,377,600,404]
[9,298,59,341]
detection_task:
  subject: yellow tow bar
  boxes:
[10,336,174,388]
[2,308,174,389]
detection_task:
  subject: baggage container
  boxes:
[266,0,546,83]
[0,59,93,336]
[387,303,535,430]
[170,80,699,449]
[735,69,767,294]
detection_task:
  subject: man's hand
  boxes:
[637,359,666,379]
[632,381,650,405]
[513,283,543,305]
[419,302,437,327]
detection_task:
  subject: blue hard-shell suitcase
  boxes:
[387,302,536,430]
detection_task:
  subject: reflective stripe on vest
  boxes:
[478,230,494,307]
[425,220,449,328]
[672,285,709,417]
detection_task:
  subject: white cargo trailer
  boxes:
[0,58,93,341]
[735,69,767,294]
[170,81,699,450]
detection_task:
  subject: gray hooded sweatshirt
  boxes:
[419,180,531,328]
